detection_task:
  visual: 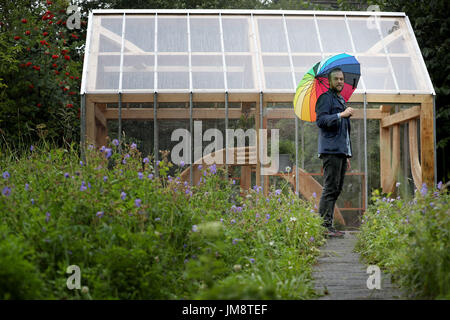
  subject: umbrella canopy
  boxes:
[293,53,360,122]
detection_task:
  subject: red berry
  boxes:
[37,103,42,108]
[26,62,32,67]
[29,84,34,89]
[52,55,58,59]
[66,103,73,108]
[54,70,59,75]
[52,63,57,67]
[21,18,27,23]
[33,65,40,71]
[25,30,31,35]
[64,55,70,61]
[65,72,70,76]
[43,32,48,36]
[47,1,53,5]
[14,36,21,40]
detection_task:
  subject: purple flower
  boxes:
[45,212,51,223]
[120,191,126,200]
[88,144,94,150]
[100,146,106,153]
[143,157,150,164]
[209,164,217,174]
[312,192,317,198]
[112,139,119,146]
[437,181,443,190]
[124,154,130,159]
[64,172,69,178]
[80,181,87,192]
[230,219,236,224]
[236,206,243,213]
[103,176,108,182]
[255,213,260,218]
[122,159,127,165]
[2,171,10,179]
[232,179,236,185]
[180,160,185,167]
[198,165,202,170]
[277,218,282,223]
[2,186,11,197]
[79,161,83,166]
[25,183,29,191]
[30,145,34,152]
[135,198,142,207]
[31,198,34,204]
[421,183,428,196]
[249,258,255,264]
[192,225,198,232]
[232,239,240,245]
[275,189,282,196]
[96,211,104,218]
[105,148,112,159]
[168,176,173,182]
[309,236,315,242]
[138,172,143,179]
[130,143,137,149]
[148,174,154,180]
[265,214,271,220]
[155,217,161,221]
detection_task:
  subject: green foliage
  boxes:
[0,141,325,299]
[356,183,450,299]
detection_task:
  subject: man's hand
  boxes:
[340,107,354,118]
[347,158,351,170]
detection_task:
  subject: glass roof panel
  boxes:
[124,15,155,52]
[190,16,221,52]
[257,16,288,53]
[222,16,251,52]
[157,16,188,52]
[286,17,321,53]
[83,11,434,94]
[316,17,353,53]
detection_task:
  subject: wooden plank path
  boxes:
[312,231,405,300]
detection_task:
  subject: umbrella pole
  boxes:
[295,116,299,195]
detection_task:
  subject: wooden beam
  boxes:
[420,97,435,187]
[408,119,422,191]
[102,108,248,120]
[381,105,420,128]
[94,104,107,128]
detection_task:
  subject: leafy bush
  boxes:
[356,183,450,299]
[0,141,326,299]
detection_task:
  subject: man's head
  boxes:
[328,67,344,93]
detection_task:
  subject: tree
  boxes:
[0,0,86,148]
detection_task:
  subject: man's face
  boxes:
[329,71,345,92]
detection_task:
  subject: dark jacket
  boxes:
[315,89,352,157]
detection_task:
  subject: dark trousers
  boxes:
[318,154,347,229]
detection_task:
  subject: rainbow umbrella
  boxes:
[293,53,360,122]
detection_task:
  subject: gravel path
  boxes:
[312,231,405,300]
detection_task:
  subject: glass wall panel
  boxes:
[379,19,408,54]
[190,16,221,52]
[316,17,353,53]
[262,55,292,90]
[286,17,321,53]
[107,119,154,157]
[122,55,154,90]
[124,15,155,52]
[257,17,288,53]
[158,54,189,89]
[192,55,224,90]
[157,16,188,52]
[391,56,427,91]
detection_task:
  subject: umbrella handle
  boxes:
[352,78,356,89]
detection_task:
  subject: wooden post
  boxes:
[379,105,392,193]
[420,97,435,187]
[85,98,95,146]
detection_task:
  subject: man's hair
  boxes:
[328,67,344,82]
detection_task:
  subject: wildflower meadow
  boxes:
[0,141,326,299]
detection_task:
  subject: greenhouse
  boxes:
[80,9,436,228]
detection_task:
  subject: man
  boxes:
[315,67,354,238]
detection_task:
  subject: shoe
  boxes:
[324,228,345,238]
[329,227,345,237]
